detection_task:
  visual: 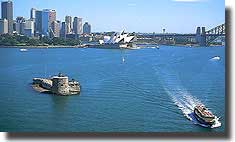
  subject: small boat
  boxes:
[210,56,220,61]
[194,105,216,125]
[122,57,125,63]
[20,48,28,52]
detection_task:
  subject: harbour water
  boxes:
[0,45,225,132]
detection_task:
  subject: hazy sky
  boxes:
[9,0,225,33]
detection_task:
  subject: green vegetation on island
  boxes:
[0,34,81,46]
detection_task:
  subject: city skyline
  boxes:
[2,0,225,33]
[9,0,225,33]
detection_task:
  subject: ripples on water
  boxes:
[0,46,225,132]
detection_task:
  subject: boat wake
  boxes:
[154,68,221,128]
[165,87,221,128]
[122,57,125,63]
[210,56,220,61]
[131,46,141,50]
[144,46,159,49]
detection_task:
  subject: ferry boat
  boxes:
[194,105,216,125]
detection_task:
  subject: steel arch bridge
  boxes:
[206,23,225,45]
[136,23,225,46]
[206,23,225,35]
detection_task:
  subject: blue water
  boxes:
[0,45,225,132]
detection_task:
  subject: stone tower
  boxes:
[51,74,70,95]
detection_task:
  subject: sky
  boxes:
[7,0,225,33]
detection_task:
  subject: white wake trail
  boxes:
[154,67,221,128]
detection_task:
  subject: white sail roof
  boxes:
[100,30,135,44]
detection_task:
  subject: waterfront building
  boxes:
[83,22,91,34]
[99,30,135,45]
[42,9,56,36]
[24,19,34,37]
[0,18,8,34]
[1,1,13,34]
[60,22,67,38]
[15,16,25,35]
[35,10,42,34]
[51,20,60,37]
[65,16,72,34]
[73,17,82,35]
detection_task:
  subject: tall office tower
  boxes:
[51,20,60,37]
[15,16,25,35]
[65,16,72,34]
[73,17,82,35]
[60,22,67,38]
[83,22,91,34]
[48,9,56,26]
[30,8,36,20]
[35,10,42,34]
[24,19,34,37]
[30,8,36,36]
[41,9,56,36]
[0,19,8,34]
[1,1,13,34]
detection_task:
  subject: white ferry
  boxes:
[194,105,216,125]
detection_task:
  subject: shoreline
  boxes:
[0,45,85,48]
[0,44,224,49]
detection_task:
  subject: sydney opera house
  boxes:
[98,30,136,48]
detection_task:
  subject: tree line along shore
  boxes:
[0,34,81,47]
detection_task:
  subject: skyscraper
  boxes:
[1,1,13,34]
[65,16,72,34]
[48,9,56,26]
[42,9,56,36]
[73,17,82,35]
[60,22,67,38]
[51,20,60,38]
[35,10,42,34]
[24,19,34,37]
[30,8,36,20]
[0,19,8,34]
[83,22,91,34]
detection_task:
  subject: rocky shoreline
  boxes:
[32,73,81,96]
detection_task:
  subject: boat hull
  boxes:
[194,110,215,125]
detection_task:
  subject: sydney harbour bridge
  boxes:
[137,23,225,46]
